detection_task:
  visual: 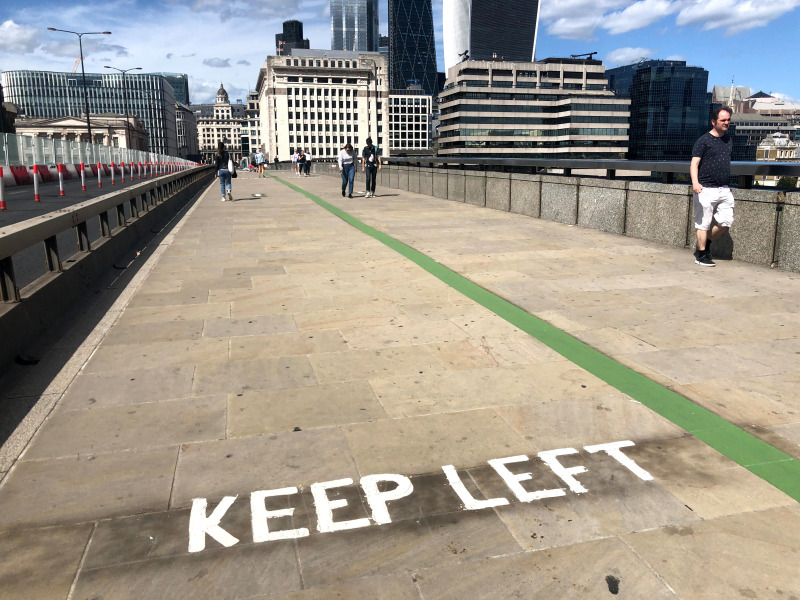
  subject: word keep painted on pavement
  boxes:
[188,440,653,553]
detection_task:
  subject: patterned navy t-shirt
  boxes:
[692,132,732,187]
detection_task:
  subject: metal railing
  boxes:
[1,132,195,170]
[0,166,213,302]
[383,156,800,188]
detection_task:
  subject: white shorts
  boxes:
[693,186,735,231]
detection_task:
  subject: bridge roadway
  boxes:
[0,170,799,599]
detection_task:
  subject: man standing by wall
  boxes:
[690,106,734,267]
[361,137,381,197]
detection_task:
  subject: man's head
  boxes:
[711,106,732,136]
[366,137,373,146]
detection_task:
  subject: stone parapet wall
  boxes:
[311,163,796,272]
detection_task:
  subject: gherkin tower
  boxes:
[389,0,438,95]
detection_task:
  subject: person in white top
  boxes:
[338,143,356,198]
[292,151,299,176]
[255,150,265,178]
[304,149,312,176]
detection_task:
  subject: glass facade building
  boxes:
[443,0,540,71]
[331,0,379,52]
[389,0,438,95]
[606,60,711,161]
[1,70,178,155]
[276,20,310,54]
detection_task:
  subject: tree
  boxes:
[776,176,798,189]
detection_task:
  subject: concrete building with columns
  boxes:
[193,84,246,163]
[14,114,148,150]
[256,49,389,162]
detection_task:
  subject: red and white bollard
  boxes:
[57,163,65,196]
[0,166,6,211]
[138,161,142,179]
[120,161,125,183]
[97,162,103,188]
[110,162,116,185]
[80,163,86,191]
[33,164,41,202]
[130,162,134,181]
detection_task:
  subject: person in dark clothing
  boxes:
[690,106,734,267]
[214,142,233,202]
[274,155,279,170]
[361,137,381,197]
[297,149,307,176]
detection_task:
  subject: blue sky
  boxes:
[1,0,799,105]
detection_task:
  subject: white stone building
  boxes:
[194,84,246,163]
[256,49,389,162]
[388,88,433,154]
[756,132,799,187]
[14,114,148,150]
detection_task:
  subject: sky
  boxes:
[1,0,799,105]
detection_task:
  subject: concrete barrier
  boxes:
[312,162,800,273]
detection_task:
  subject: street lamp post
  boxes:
[47,28,111,144]
[104,66,142,150]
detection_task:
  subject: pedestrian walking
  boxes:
[274,155,279,170]
[304,149,312,176]
[297,149,307,177]
[255,149,266,177]
[361,137,381,197]
[690,106,734,267]
[338,142,356,198]
[214,142,233,202]
[292,150,299,176]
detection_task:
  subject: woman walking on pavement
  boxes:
[338,142,356,198]
[297,149,307,177]
[214,141,233,202]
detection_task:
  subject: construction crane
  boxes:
[71,57,81,73]
[570,52,598,60]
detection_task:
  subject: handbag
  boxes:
[228,158,237,178]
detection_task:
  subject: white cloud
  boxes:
[665,54,686,61]
[676,0,800,35]
[601,0,680,34]
[772,92,799,104]
[605,46,657,65]
[203,58,232,68]
[547,16,605,39]
[0,20,41,53]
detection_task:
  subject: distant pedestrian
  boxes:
[304,149,312,176]
[338,142,356,198]
[255,150,266,177]
[274,155,279,170]
[690,106,734,267]
[297,149,306,176]
[292,150,299,176]
[214,141,233,202]
[361,137,381,197]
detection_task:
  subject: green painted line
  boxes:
[273,175,800,502]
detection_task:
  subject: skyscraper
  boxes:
[276,20,310,55]
[331,0,379,52]
[388,0,438,95]
[606,60,711,161]
[443,0,540,71]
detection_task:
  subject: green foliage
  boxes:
[776,176,798,189]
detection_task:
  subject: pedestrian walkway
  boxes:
[0,170,798,599]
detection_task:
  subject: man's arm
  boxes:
[690,157,702,194]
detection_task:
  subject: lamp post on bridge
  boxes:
[104,65,142,150]
[47,28,111,144]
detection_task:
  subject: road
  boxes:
[1,173,171,289]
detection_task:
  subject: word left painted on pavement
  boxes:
[188,439,652,553]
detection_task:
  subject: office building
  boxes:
[331,0,379,52]
[256,49,389,162]
[606,60,710,161]
[730,113,797,161]
[193,83,246,162]
[175,102,199,159]
[389,87,433,153]
[1,70,178,155]
[389,0,438,95]
[149,72,191,106]
[276,20,310,55]
[443,0,540,71]
[243,91,263,158]
[438,58,629,158]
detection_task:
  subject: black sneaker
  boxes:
[695,253,715,267]
[348,193,352,198]
[341,189,345,197]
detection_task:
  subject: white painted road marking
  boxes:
[188,440,653,553]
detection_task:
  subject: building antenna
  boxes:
[728,75,735,108]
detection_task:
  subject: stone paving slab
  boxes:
[0,171,798,598]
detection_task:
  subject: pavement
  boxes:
[0,169,799,599]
